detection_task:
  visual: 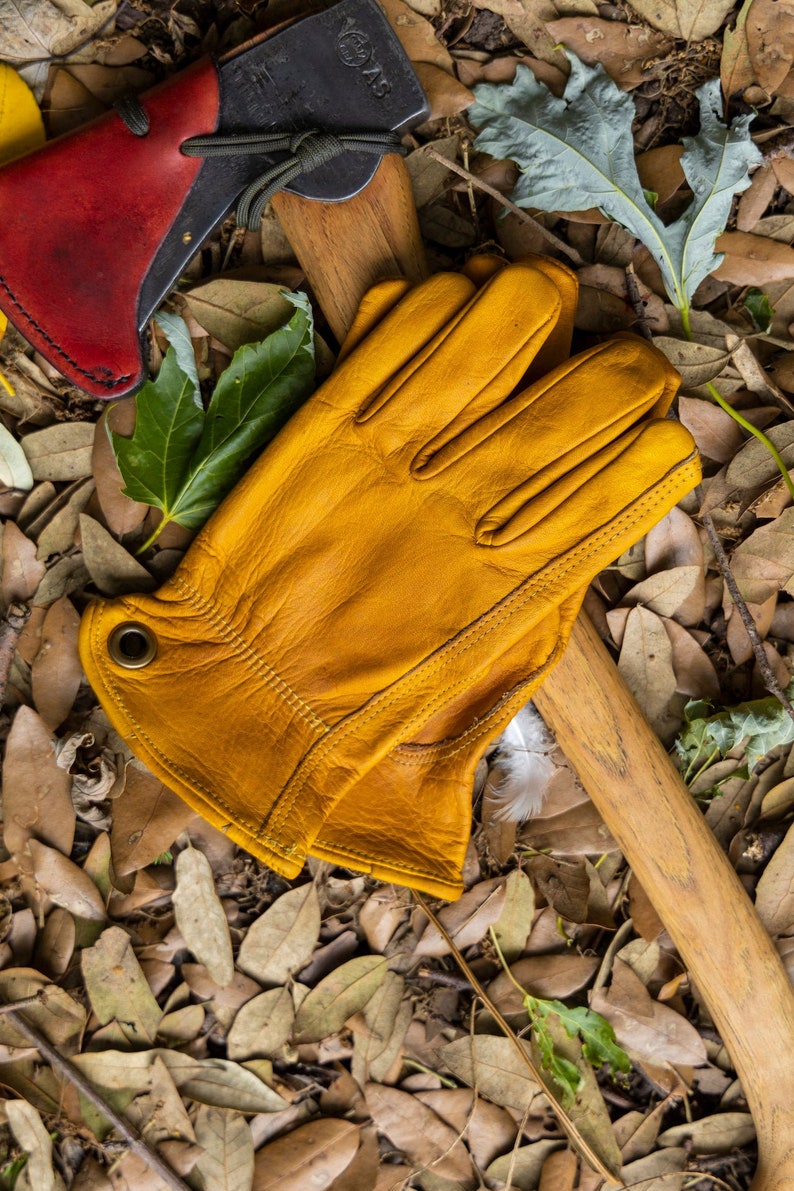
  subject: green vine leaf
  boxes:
[110,293,315,550]
[469,55,762,320]
[525,994,630,1107]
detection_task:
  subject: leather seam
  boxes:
[265,457,700,850]
[171,574,327,733]
[0,271,133,389]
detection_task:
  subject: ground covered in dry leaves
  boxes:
[1,0,794,1188]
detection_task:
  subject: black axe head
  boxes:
[0,0,428,398]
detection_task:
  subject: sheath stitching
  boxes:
[0,271,133,389]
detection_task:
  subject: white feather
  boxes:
[488,702,556,823]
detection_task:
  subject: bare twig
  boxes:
[413,892,620,1186]
[702,511,794,725]
[624,263,653,341]
[4,1006,192,1191]
[423,146,585,267]
[0,602,30,711]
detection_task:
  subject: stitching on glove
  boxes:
[267,456,700,849]
[88,607,271,839]
[171,574,327,733]
[390,651,560,765]
[0,272,133,390]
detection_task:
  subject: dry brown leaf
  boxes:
[366,1083,475,1183]
[6,1099,58,1191]
[192,1105,255,1191]
[237,882,321,985]
[662,616,721,701]
[590,961,707,1066]
[546,18,672,89]
[413,61,473,118]
[293,955,390,1043]
[2,705,75,862]
[78,513,155,596]
[521,773,616,855]
[722,0,757,97]
[92,404,148,537]
[488,1140,567,1188]
[658,1111,756,1153]
[34,907,75,980]
[227,986,295,1060]
[20,422,94,482]
[620,1147,687,1189]
[493,867,535,962]
[731,508,794,603]
[488,954,600,1013]
[617,606,681,744]
[755,818,794,934]
[737,164,778,232]
[353,971,411,1084]
[645,507,703,572]
[746,0,794,92]
[30,596,81,730]
[623,0,734,40]
[379,0,455,69]
[81,925,163,1044]
[109,763,192,876]
[470,0,568,67]
[172,845,234,988]
[417,1088,518,1170]
[653,337,731,388]
[440,1035,544,1114]
[622,565,705,627]
[678,394,746,462]
[714,231,794,285]
[726,591,777,664]
[2,520,45,604]
[636,145,685,205]
[414,876,506,957]
[182,277,294,353]
[124,1055,195,1145]
[27,839,106,921]
[358,886,408,953]
[253,1117,361,1191]
[34,478,95,562]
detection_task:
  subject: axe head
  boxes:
[0,0,428,398]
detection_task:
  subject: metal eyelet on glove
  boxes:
[108,623,157,669]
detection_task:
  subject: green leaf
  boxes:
[110,317,204,515]
[0,421,33,491]
[744,287,775,333]
[676,685,794,778]
[111,294,315,548]
[524,994,629,1106]
[469,56,762,317]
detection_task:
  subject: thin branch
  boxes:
[4,1005,192,1191]
[702,511,794,725]
[412,892,620,1187]
[423,146,585,266]
[0,603,30,711]
[624,263,653,341]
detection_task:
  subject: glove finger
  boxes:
[413,333,678,481]
[328,271,476,404]
[353,261,566,457]
[478,418,698,557]
[337,276,413,360]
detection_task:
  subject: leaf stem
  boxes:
[706,380,794,502]
[678,310,794,502]
[136,517,170,556]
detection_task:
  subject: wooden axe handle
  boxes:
[273,156,794,1190]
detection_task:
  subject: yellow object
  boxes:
[79,260,701,893]
[0,65,45,167]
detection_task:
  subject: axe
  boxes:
[1,3,793,1183]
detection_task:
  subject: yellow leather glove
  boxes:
[79,260,701,889]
